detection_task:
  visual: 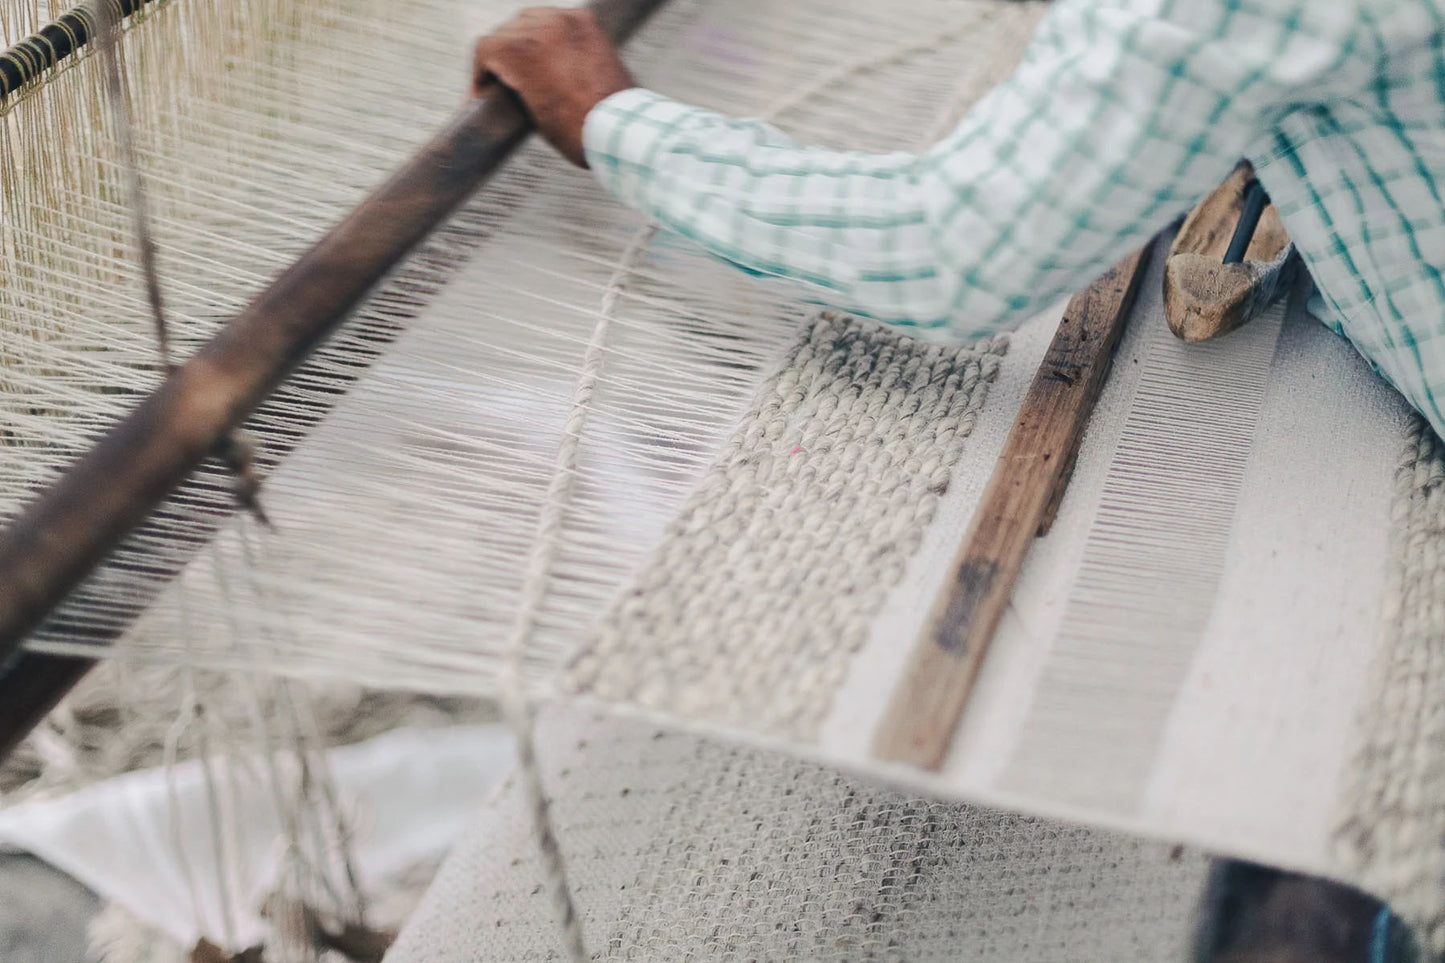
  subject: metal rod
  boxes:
[1223,178,1269,265]
[0,0,157,99]
[0,0,670,760]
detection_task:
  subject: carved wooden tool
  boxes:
[873,238,1157,770]
[1164,161,1298,343]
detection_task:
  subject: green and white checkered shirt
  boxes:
[583,0,1445,435]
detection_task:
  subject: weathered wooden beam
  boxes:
[0,0,669,760]
[872,238,1157,770]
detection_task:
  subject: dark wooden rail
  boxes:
[1,0,158,99]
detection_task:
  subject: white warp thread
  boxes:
[498,226,660,963]
[5,0,1048,694]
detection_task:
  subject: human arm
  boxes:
[476,2,1377,334]
[471,6,635,167]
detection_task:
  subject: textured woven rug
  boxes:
[387,706,1210,963]
[567,313,1005,741]
[1336,417,1445,953]
[557,247,1416,884]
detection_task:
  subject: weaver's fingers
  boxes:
[469,6,633,166]
[470,36,516,98]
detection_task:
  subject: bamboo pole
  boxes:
[0,0,669,759]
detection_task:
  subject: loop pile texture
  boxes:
[567,313,1004,738]
[1337,417,1445,954]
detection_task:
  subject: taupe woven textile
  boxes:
[387,708,1209,962]
[567,313,1004,739]
[1338,417,1445,954]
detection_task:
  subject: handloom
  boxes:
[1,0,1442,959]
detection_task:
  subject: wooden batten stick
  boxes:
[0,0,669,759]
[872,238,1158,770]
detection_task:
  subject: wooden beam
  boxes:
[0,0,669,759]
[0,652,91,763]
[0,0,159,99]
[872,238,1158,770]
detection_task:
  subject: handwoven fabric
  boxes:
[1336,416,1445,954]
[386,706,1209,962]
[566,313,1004,739]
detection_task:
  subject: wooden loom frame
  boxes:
[0,0,668,759]
[0,3,1405,957]
[0,0,1172,771]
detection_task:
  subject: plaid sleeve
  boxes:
[584,0,1373,335]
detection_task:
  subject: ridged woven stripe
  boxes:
[1336,417,1445,954]
[566,312,1004,739]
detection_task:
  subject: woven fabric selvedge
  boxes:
[1336,417,1445,954]
[565,312,1004,739]
[385,708,1209,962]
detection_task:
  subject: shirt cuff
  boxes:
[582,87,703,208]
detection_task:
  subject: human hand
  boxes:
[471,7,636,167]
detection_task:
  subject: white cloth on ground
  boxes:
[0,725,513,950]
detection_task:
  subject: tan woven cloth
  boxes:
[1337,417,1445,953]
[567,314,1004,740]
[387,706,1209,962]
